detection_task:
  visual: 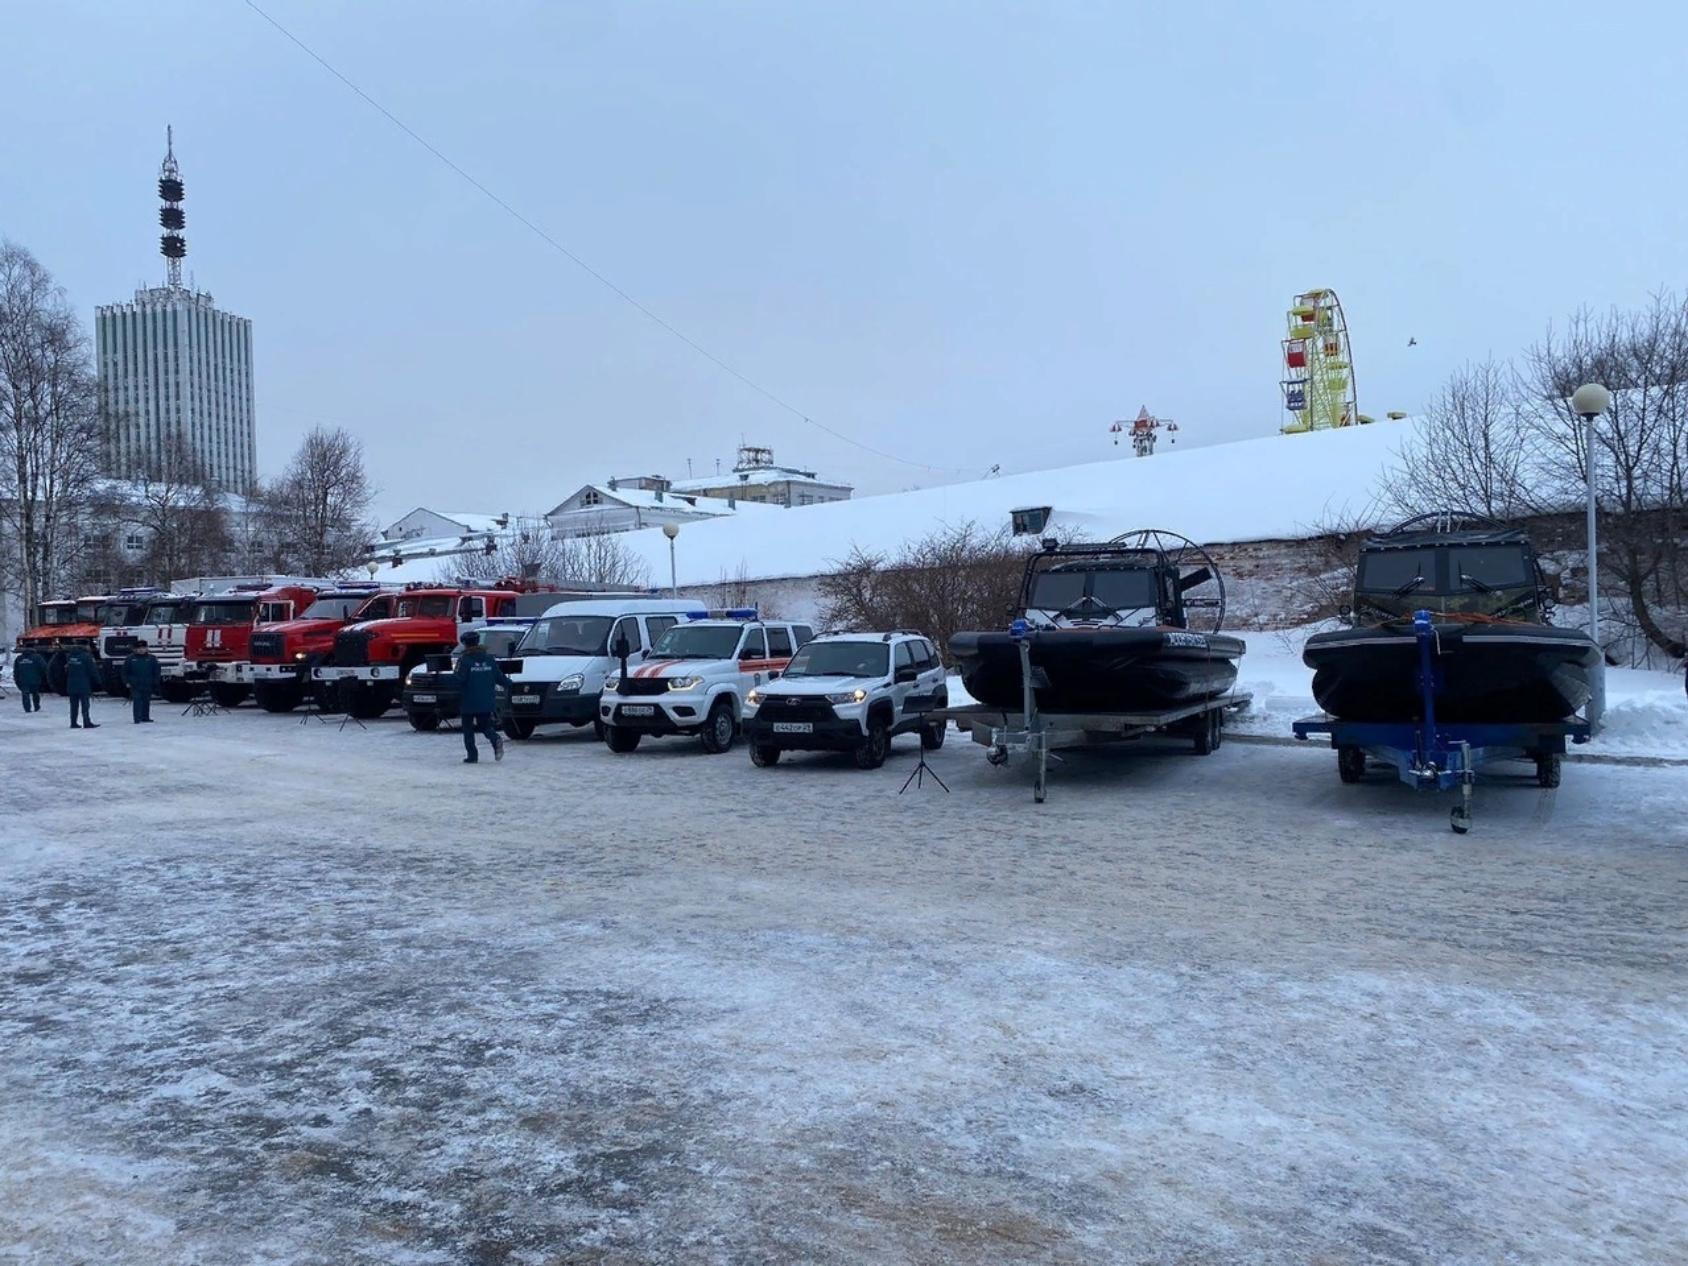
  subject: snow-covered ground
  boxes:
[1229,623,1688,759]
[3,702,1686,1263]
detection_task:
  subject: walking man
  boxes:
[64,642,99,729]
[452,630,509,764]
[124,641,162,723]
[13,647,47,713]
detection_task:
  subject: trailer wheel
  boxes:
[408,712,441,732]
[1449,805,1472,834]
[1193,711,1216,755]
[1535,754,1562,789]
[1337,746,1366,784]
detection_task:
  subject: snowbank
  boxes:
[618,423,1422,587]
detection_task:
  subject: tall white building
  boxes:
[96,129,257,491]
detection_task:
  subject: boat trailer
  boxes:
[936,633,1250,803]
[1292,609,1593,833]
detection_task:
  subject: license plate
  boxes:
[620,705,655,716]
[772,722,813,734]
[512,694,540,705]
[339,669,358,679]
[412,694,436,703]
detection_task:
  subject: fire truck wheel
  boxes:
[209,683,250,709]
[160,680,195,705]
[408,712,441,732]
[46,652,69,695]
[101,664,128,697]
[254,682,301,713]
[347,688,394,720]
[603,725,641,753]
[503,717,536,740]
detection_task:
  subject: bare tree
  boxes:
[115,431,232,582]
[555,529,651,589]
[1382,359,1540,521]
[266,427,375,577]
[455,516,575,584]
[817,521,1029,652]
[1520,295,1688,661]
[0,241,105,612]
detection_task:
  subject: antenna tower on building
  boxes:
[158,126,186,289]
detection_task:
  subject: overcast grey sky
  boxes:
[4,1,1684,525]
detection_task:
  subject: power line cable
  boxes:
[241,0,964,474]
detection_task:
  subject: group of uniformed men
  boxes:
[10,640,163,728]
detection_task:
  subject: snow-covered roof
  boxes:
[669,467,851,492]
[613,422,1424,586]
[434,511,508,533]
[557,485,770,517]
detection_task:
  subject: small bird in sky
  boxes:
[1407,337,1418,347]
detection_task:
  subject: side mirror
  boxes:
[638,648,650,659]
[895,666,918,684]
[767,669,781,680]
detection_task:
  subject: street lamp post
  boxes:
[1571,382,1611,729]
[662,522,679,596]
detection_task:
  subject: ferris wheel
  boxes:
[1280,288,1365,433]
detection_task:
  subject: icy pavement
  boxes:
[2,703,1686,1264]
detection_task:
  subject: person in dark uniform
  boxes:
[123,640,162,723]
[64,642,99,729]
[13,647,47,713]
[452,630,509,763]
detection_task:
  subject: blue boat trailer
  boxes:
[1292,609,1592,833]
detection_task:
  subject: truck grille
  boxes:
[617,677,670,697]
[249,632,284,661]
[105,634,138,658]
[334,629,371,667]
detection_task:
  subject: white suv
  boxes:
[741,631,948,769]
[599,616,812,754]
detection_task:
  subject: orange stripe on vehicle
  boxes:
[741,658,791,673]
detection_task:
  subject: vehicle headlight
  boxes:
[746,689,763,707]
[826,689,868,705]
[603,673,620,691]
[667,675,705,692]
[557,673,583,693]
[293,650,307,661]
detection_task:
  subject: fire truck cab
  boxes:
[16,595,111,695]
[248,584,400,712]
[181,579,328,707]
[96,588,196,696]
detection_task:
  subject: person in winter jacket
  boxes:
[452,630,510,763]
[63,642,99,729]
[13,648,47,713]
[123,641,162,723]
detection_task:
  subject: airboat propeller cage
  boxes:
[1021,529,1228,633]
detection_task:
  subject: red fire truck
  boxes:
[311,580,554,719]
[179,579,329,707]
[247,584,400,712]
[14,594,112,694]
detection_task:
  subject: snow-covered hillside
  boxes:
[616,422,1420,588]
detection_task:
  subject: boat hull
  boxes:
[949,627,1245,713]
[1303,622,1600,723]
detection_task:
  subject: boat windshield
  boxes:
[1356,548,1438,595]
[783,641,889,679]
[1029,566,1160,618]
[517,616,613,656]
[1448,545,1532,592]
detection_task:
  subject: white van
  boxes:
[497,597,708,739]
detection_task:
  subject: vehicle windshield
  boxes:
[481,629,527,657]
[102,602,150,627]
[783,641,890,679]
[1029,566,1160,615]
[1448,545,1532,592]
[517,615,613,656]
[186,600,256,625]
[302,595,368,620]
[145,600,191,624]
[650,624,742,660]
[1356,548,1439,595]
[36,603,78,626]
[395,595,455,618]
[257,601,292,623]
